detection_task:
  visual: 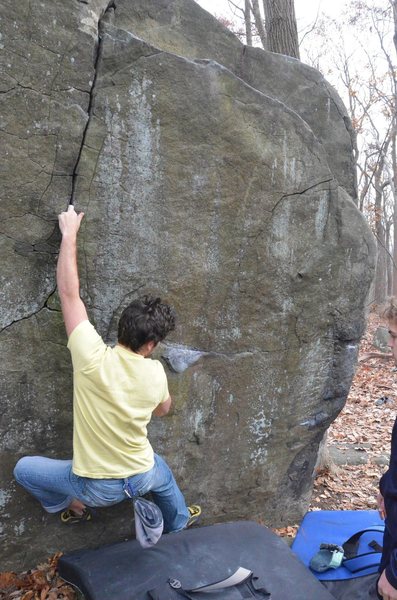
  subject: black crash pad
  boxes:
[58,521,335,600]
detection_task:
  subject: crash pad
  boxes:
[58,521,335,600]
[292,510,384,581]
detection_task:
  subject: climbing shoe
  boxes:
[60,507,94,524]
[186,505,201,528]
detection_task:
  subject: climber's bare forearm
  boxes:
[57,206,88,337]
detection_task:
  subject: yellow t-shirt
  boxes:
[67,320,170,478]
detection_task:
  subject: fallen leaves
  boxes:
[0,554,76,600]
[272,524,299,538]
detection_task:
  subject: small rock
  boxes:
[329,446,368,466]
[373,454,390,467]
[375,396,393,406]
[373,327,390,352]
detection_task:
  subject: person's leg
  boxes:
[14,456,85,513]
[148,454,189,533]
[379,522,393,574]
[123,454,188,532]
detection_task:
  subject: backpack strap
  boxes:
[343,551,382,574]
[342,526,384,573]
[161,568,270,599]
[167,567,252,597]
[310,525,385,575]
[186,567,252,592]
[342,526,384,559]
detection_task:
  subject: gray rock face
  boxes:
[0,0,375,569]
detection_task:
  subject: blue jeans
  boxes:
[14,453,189,533]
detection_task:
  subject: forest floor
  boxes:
[1,309,396,599]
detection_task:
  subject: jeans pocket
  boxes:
[126,469,154,497]
[82,478,125,507]
[69,471,87,498]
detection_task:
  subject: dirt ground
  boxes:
[1,309,395,599]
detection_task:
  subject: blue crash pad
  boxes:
[292,510,384,580]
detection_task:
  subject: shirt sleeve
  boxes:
[67,320,107,372]
[157,361,170,403]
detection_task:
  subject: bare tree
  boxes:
[391,0,397,54]
[299,2,397,302]
[251,0,267,48]
[244,0,253,46]
[223,0,299,56]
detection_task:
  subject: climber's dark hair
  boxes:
[117,295,176,352]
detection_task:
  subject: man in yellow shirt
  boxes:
[14,206,200,532]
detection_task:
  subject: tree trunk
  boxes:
[390,5,397,295]
[375,224,388,303]
[262,0,300,59]
[392,131,397,296]
[374,167,388,304]
[250,0,267,49]
[244,0,253,46]
[386,221,393,296]
[391,0,397,55]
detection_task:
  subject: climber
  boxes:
[14,205,201,532]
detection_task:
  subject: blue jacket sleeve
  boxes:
[380,417,397,588]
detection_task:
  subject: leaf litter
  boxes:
[0,553,76,600]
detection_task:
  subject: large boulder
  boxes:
[0,0,375,569]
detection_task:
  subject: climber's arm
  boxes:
[152,396,172,417]
[57,206,88,337]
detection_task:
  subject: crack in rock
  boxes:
[70,0,116,205]
[0,286,57,335]
[271,178,334,213]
